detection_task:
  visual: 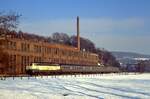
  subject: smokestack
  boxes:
[77,16,80,51]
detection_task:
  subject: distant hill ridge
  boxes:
[111,51,150,59]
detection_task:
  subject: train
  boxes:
[26,62,120,75]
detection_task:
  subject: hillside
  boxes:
[111,51,150,68]
[111,51,150,59]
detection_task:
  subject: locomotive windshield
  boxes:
[31,62,59,66]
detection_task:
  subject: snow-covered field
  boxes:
[0,73,150,99]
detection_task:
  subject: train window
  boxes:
[83,67,86,70]
[70,67,73,70]
[90,67,93,70]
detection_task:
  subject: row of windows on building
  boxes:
[6,41,98,60]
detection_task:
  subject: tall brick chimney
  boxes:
[77,16,80,51]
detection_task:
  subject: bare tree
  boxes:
[0,11,20,74]
[52,32,70,45]
[0,11,21,32]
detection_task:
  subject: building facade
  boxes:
[0,34,99,75]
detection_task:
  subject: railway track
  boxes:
[0,72,140,80]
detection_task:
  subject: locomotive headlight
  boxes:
[98,63,101,66]
[97,63,104,67]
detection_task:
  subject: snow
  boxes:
[0,73,150,99]
[133,58,150,61]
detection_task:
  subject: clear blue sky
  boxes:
[1,0,150,54]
